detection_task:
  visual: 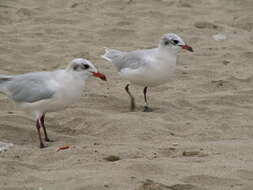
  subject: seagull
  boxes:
[0,58,106,148]
[101,33,193,112]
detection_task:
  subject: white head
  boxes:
[66,58,106,81]
[159,33,193,54]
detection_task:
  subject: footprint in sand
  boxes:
[181,175,240,188]
[136,179,202,190]
[194,21,219,30]
[178,0,200,8]
[16,8,33,17]
[0,118,34,145]
[0,5,16,24]
[241,52,253,59]
[237,169,253,181]
[232,17,253,32]
[98,28,135,38]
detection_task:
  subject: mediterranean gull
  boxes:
[101,33,193,112]
[0,58,106,148]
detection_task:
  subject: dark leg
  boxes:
[125,84,136,111]
[40,114,52,142]
[143,86,153,112]
[36,119,45,148]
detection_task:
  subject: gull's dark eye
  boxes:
[73,65,79,70]
[173,40,179,44]
[164,41,170,45]
[82,64,90,69]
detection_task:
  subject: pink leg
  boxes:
[36,118,45,148]
[40,114,51,142]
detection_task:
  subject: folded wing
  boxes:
[0,72,55,103]
[102,48,157,72]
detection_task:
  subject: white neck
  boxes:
[157,46,177,64]
[158,44,180,56]
[65,68,89,81]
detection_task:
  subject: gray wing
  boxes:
[2,72,55,103]
[102,48,158,71]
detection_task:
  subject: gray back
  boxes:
[112,48,157,71]
[1,72,55,103]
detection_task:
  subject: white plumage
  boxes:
[0,58,106,148]
[102,33,193,112]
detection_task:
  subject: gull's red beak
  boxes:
[180,44,193,52]
[92,72,107,81]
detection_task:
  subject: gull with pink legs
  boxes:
[102,33,193,112]
[0,58,106,148]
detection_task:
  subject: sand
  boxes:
[0,0,253,189]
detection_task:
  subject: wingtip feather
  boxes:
[101,47,113,62]
[101,54,112,62]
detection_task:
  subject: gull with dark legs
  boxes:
[0,58,106,148]
[102,33,193,112]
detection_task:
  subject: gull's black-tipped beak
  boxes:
[92,72,107,81]
[180,44,193,52]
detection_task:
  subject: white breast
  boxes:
[46,71,85,111]
[120,53,177,87]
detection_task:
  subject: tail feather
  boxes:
[0,75,13,82]
[0,75,13,92]
[101,47,123,62]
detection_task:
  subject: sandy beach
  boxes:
[0,0,253,189]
